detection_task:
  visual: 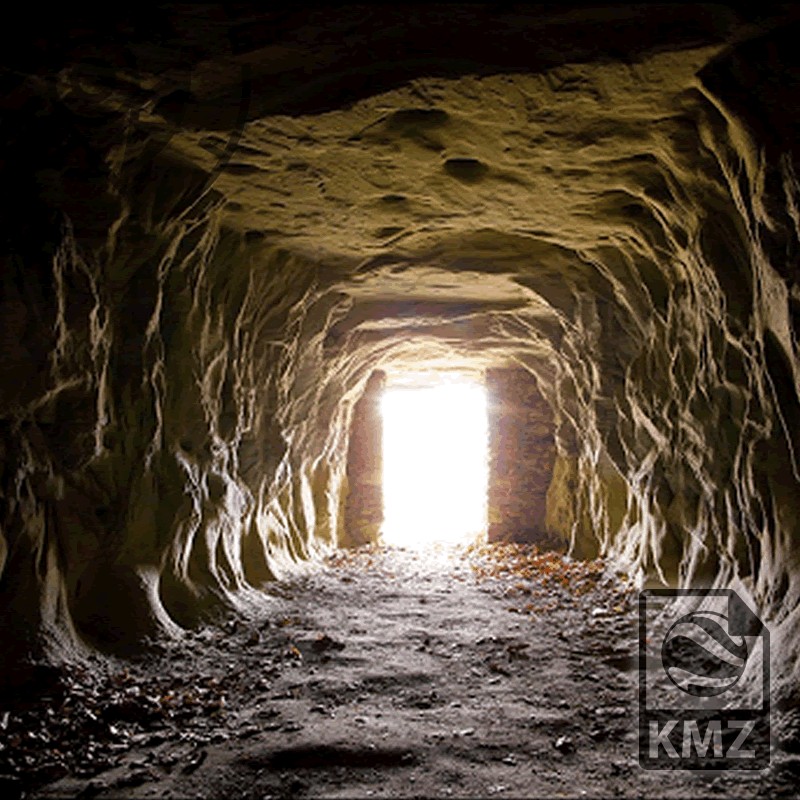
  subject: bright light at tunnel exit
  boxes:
[380,379,488,547]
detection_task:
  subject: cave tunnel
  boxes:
[346,367,555,550]
[2,4,800,797]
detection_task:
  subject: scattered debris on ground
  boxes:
[0,544,792,798]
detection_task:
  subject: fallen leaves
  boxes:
[324,544,401,583]
[287,644,303,660]
[0,647,277,792]
[0,543,636,796]
[466,542,634,617]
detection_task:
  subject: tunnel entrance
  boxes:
[380,376,488,547]
[342,367,559,549]
[485,368,558,545]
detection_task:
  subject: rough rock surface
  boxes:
[343,370,386,548]
[1,3,799,717]
[487,368,558,546]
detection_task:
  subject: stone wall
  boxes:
[341,371,385,548]
[487,368,560,547]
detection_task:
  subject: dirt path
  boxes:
[9,544,790,798]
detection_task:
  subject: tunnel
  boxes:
[1,4,800,797]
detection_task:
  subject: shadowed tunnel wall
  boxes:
[0,5,799,709]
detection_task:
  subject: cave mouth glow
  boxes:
[380,375,488,548]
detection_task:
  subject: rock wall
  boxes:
[487,368,559,547]
[342,370,385,548]
[0,5,799,705]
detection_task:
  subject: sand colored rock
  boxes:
[0,5,798,709]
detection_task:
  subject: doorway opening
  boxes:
[380,375,488,547]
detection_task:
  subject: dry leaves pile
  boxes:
[0,662,241,789]
[0,540,636,795]
[466,542,635,616]
[324,544,398,581]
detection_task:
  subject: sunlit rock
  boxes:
[0,5,798,708]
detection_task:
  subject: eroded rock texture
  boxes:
[1,5,799,703]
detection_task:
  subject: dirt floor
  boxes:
[2,543,797,799]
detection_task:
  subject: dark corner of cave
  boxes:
[1,4,800,799]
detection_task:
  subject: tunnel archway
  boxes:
[1,8,800,791]
[380,373,489,548]
[343,368,563,550]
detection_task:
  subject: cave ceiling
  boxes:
[37,4,797,375]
